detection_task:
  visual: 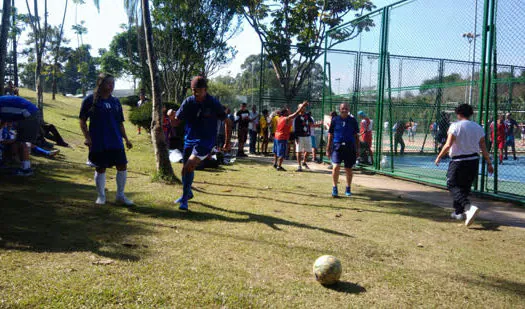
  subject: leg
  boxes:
[95,167,107,205]
[115,164,133,205]
[344,167,353,191]
[332,164,341,187]
[296,139,302,171]
[400,137,405,155]
[179,155,201,210]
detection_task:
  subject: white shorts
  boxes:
[295,136,312,153]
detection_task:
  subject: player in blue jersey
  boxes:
[79,73,133,206]
[0,95,40,176]
[173,75,230,210]
[326,103,360,197]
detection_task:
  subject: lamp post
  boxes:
[335,77,341,94]
[463,31,480,105]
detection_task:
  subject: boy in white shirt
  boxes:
[435,104,493,226]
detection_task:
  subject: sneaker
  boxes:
[503,156,508,161]
[450,212,465,220]
[296,166,302,172]
[276,166,286,171]
[116,195,134,206]
[96,195,106,205]
[16,168,33,176]
[345,187,352,197]
[273,164,277,169]
[179,199,189,211]
[302,163,310,170]
[49,149,60,158]
[332,186,338,198]
[175,191,194,203]
[465,205,479,226]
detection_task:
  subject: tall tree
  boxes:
[0,0,12,94]
[52,0,69,100]
[141,0,176,181]
[239,0,375,104]
[71,20,87,48]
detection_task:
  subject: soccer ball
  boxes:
[313,255,342,285]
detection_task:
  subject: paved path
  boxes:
[246,155,525,228]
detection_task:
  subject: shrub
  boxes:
[128,101,181,132]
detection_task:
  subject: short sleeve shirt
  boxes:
[236,110,250,129]
[79,94,125,152]
[176,94,225,148]
[329,115,359,144]
[505,119,518,137]
[294,114,313,137]
[448,120,485,157]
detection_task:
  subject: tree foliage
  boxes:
[239,0,375,103]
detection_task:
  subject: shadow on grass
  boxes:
[324,281,367,294]
[129,201,353,238]
[0,163,147,261]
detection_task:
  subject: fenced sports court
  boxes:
[258,0,525,203]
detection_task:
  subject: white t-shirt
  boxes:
[249,111,259,130]
[448,120,485,158]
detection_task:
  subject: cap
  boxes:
[357,111,366,117]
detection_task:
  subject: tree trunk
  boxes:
[0,0,12,95]
[11,0,17,86]
[52,0,68,100]
[141,0,177,182]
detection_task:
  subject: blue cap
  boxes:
[358,111,366,117]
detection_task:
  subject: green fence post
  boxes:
[374,7,389,170]
[386,53,394,172]
[478,0,491,193]
[320,33,330,163]
[257,43,264,154]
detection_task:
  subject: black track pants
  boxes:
[447,159,479,214]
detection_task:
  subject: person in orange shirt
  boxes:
[272,102,308,171]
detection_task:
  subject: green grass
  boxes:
[1,90,524,308]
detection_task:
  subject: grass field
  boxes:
[1,90,524,308]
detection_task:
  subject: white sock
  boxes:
[22,160,30,170]
[94,172,106,198]
[116,170,127,198]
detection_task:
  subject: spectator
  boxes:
[272,102,307,171]
[520,122,525,146]
[357,111,374,165]
[3,81,19,96]
[504,113,518,160]
[0,120,16,166]
[294,106,313,171]
[490,114,506,165]
[259,109,269,155]
[248,105,259,154]
[0,95,40,176]
[437,112,450,153]
[307,112,320,163]
[136,93,148,135]
[41,122,68,147]
[270,110,280,139]
[393,120,406,155]
[236,103,250,157]
[167,109,183,150]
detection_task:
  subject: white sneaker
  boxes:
[96,196,106,205]
[465,205,479,226]
[116,195,134,206]
[451,212,465,220]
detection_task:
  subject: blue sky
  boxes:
[11,0,523,91]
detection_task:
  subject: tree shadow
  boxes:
[129,201,353,238]
[323,281,367,294]
[0,163,148,261]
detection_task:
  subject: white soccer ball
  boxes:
[313,255,342,285]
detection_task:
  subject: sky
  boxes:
[10,0,396,90]
[13,0,520,95]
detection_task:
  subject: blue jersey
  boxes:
[79,94,125,152]
[0,96,39,121]
[176,94,225,149]
[329,115,359,144]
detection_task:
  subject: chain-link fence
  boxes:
[318,0,524,203]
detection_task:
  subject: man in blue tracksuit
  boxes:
[173,75,231,210]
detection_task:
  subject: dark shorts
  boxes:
[183,143,214,163]
[89,148,128,168]
[273,139,288,158]
[238,127,248,143]
[331,142,357,168]
[17,114,40,144]
[506,135,515,146]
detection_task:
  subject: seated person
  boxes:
[0,120,17,166]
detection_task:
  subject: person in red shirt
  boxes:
[357,111,374,165]
[272,102,308,171]
[490,115,507,164]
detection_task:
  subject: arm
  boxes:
[223,118,232,151]
[326,133,333,157]
[479,137,494,174]
[435,133,455,165]
[285,102,308,121]
[80,119,91,147]
[120,123,132,149]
